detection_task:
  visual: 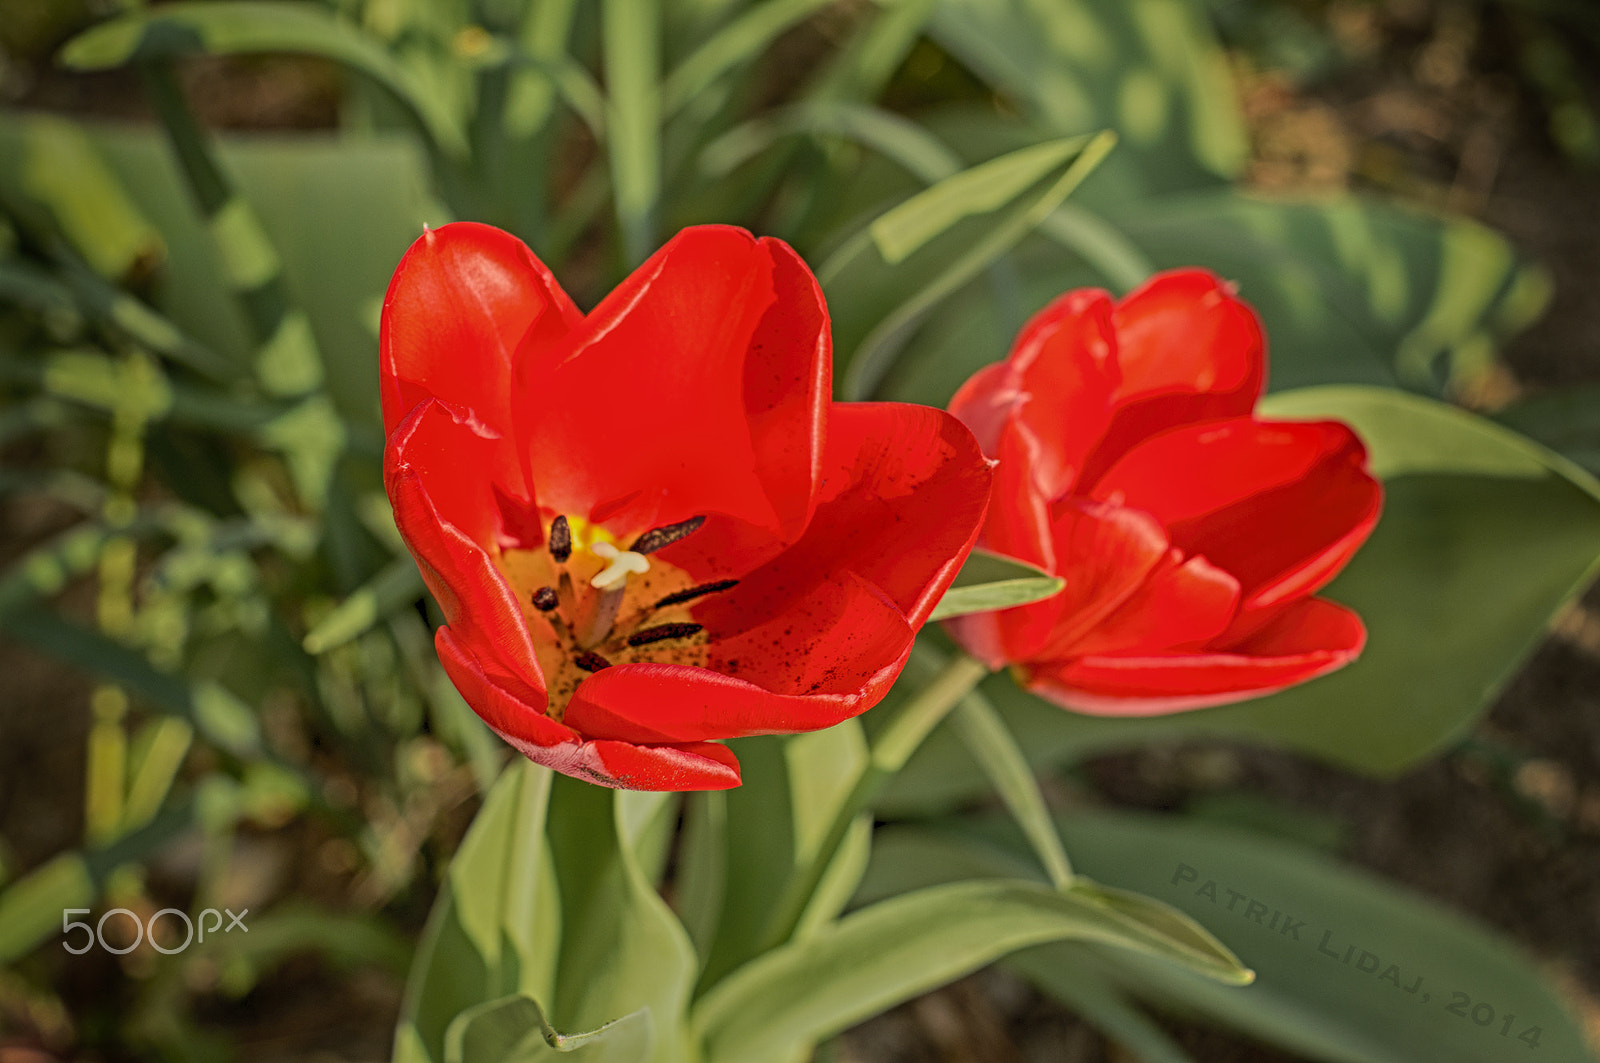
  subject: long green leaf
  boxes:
[950,689,1073,887]
[822,131,1116,399]
[545,779,696,1063]
[397,761,561,1063]
[602,0,662,266]
[443,995,651,1063]
[303,557,425,654]
[662,0,839,117]
[59,2,468,157]
[928,548,1064,621]
[692,878,1247,1063]
[1045,812,1597,1063]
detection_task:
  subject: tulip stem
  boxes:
[756,651,990,953]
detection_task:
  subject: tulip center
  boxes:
[498,513,733,719]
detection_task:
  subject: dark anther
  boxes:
[573,651,611,672]
[627,623,704,647]
[654,579,739,608]
[531,586,559,611]
[631,515,706,555]
[548,515,572,563]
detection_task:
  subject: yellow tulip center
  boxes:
[497,513,733,719]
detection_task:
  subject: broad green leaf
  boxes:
[59,2,468,157]
[785,720,868,864]
[1008,954,1197,1063]
[545,779,696,1063]
[881,387,1600,810]
[1496,383,1600,478]
[821,131,1115,399]
[444,995,651,1063]
[880,193,1547,409]
[692,877,1246,1063]
[1041,812,1598,1063]
[927,0,1247,197]
[397,761,561,1063]
[694,737,796,992]
[674,791,727,958]
[928,548,1064,622]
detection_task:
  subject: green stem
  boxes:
[756,651,989,952]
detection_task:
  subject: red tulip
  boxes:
[945,269,1382,715]
[381,223,991,789]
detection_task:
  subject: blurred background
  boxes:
[0,0,1598,1060]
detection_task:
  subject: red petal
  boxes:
[1091,417,1381,608]
[1062,550,1240,658]
[515,227,826,539]
[705,402,991,631]
[1021,597,1365,715]
[386,400,545,693]
[1021,499,1174,660]
[381,223,581,500]
[438,627,740,790]
[950,289,1119,498]
[1078,269,1265,484]
[588,740,741,791]
[563,575,913,745]
[943,424,1060,667]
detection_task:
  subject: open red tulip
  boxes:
[381,223,991,789]
[945,269,1382,715]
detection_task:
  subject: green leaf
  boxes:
[0,116,443,426]
[1040,812,1599,1063]
[692,877,1247,1063]
[674,791,727,958]
[882,386,1600,811]
[1495,383,1600,478]
[926,0,1247,196]
[950,689,1072,887]
[1008,955,1197,1063]
[881,193,1547,410]
[16,115,165,281]
[444,995,651,1063]
[603,0,662,266]
[928,548,1064,622]
[59,2,469,157]
[821,131,1116,400]
[662,0,840,117]
[0,606,264,756]
[303,557,425,654]
[694,737,797,992]
[545,778,696,1063]
[0,852,93,965]
[397,761,562,1063]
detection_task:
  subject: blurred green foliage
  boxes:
[1,1,1598,1061]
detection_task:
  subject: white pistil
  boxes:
[589,541,650,591]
